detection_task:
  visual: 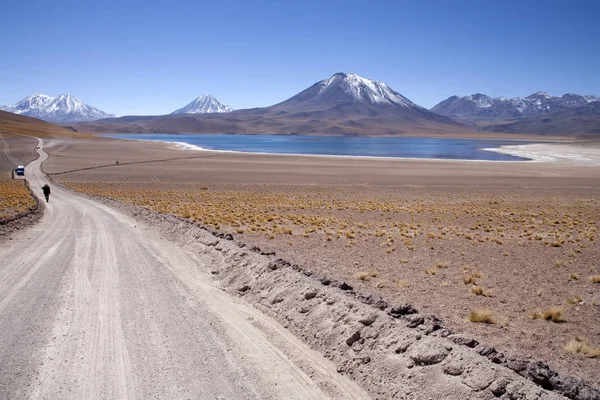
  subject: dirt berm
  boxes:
[66,192,600,400]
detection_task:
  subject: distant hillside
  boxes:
[480,101,600,136]
[0,110,89,138]
[74,73,468,136]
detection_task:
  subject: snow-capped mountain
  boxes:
[269,72,460,126]
[171,95,233,114]
[274,72,421,110]
[431,92,599,121]
[1,94,115,122]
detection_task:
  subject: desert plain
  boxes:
[22,134,597,391]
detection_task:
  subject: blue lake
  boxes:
[106,134,534,161]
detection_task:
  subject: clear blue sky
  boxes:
[1,0,598,116]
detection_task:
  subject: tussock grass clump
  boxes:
[530,307,565,322]
[425,269,437,275]
[590,275,600,284]
[471,285,492,297]
[467,309,495,324]
[565,337,600,358]
[356,271,378,281]
[567,295,582,305]
[397,280,410,288]
[463,274,476,285]
[356,271,371,281]
[463,271,482,285]
[570,273,579,280]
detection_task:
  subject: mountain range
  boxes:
[0,94,115,123]
[73,72,464,136]
[3,74,599,136]
[479,100,600,136]
[431,92,600,121]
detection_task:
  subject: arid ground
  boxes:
[38,136,600,390]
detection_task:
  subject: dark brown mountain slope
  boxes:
[73,73,469,136]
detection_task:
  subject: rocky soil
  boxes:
[74,191,600,400]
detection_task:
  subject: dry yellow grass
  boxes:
[530,307,565,322]
[356,271,378,281]
[590,275,600,284]
[565,337,600,358]
[471,285,492,297]
[463,271,482,285]
[60,181,599,258]
[356,271,371,281]
[467,309,495,324]
[0,177,36,220]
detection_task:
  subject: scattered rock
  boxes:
[357,293,388,310]
[304,289,318,300]
[436,328,452,338]
[478,346,497,357]
[358,314,378,326]
[449,334,479,348]
[351,341,363,353]
[395,342,411,354]
[334,281,353,291]
[406,315,425,328]
[443,362,465,376]
[408,341,449,365]
[319,276,331,285]
[237,284,250,293]
[490,378,509,397]
[267,262,278,270]
[489,352,506,365]
[389,304,418,318]
[346,331,361,346]
[260,249,276,256]
[271,295,284,305]
[506,358,529,374]
[462,367,496,391]
[422,316,444,334]
[526,361,555,391]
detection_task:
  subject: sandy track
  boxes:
[0,140,369,400]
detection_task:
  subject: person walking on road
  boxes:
[42,184,51,203]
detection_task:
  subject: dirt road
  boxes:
[0,140,370,400]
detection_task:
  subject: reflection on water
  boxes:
[107,134,534,161]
